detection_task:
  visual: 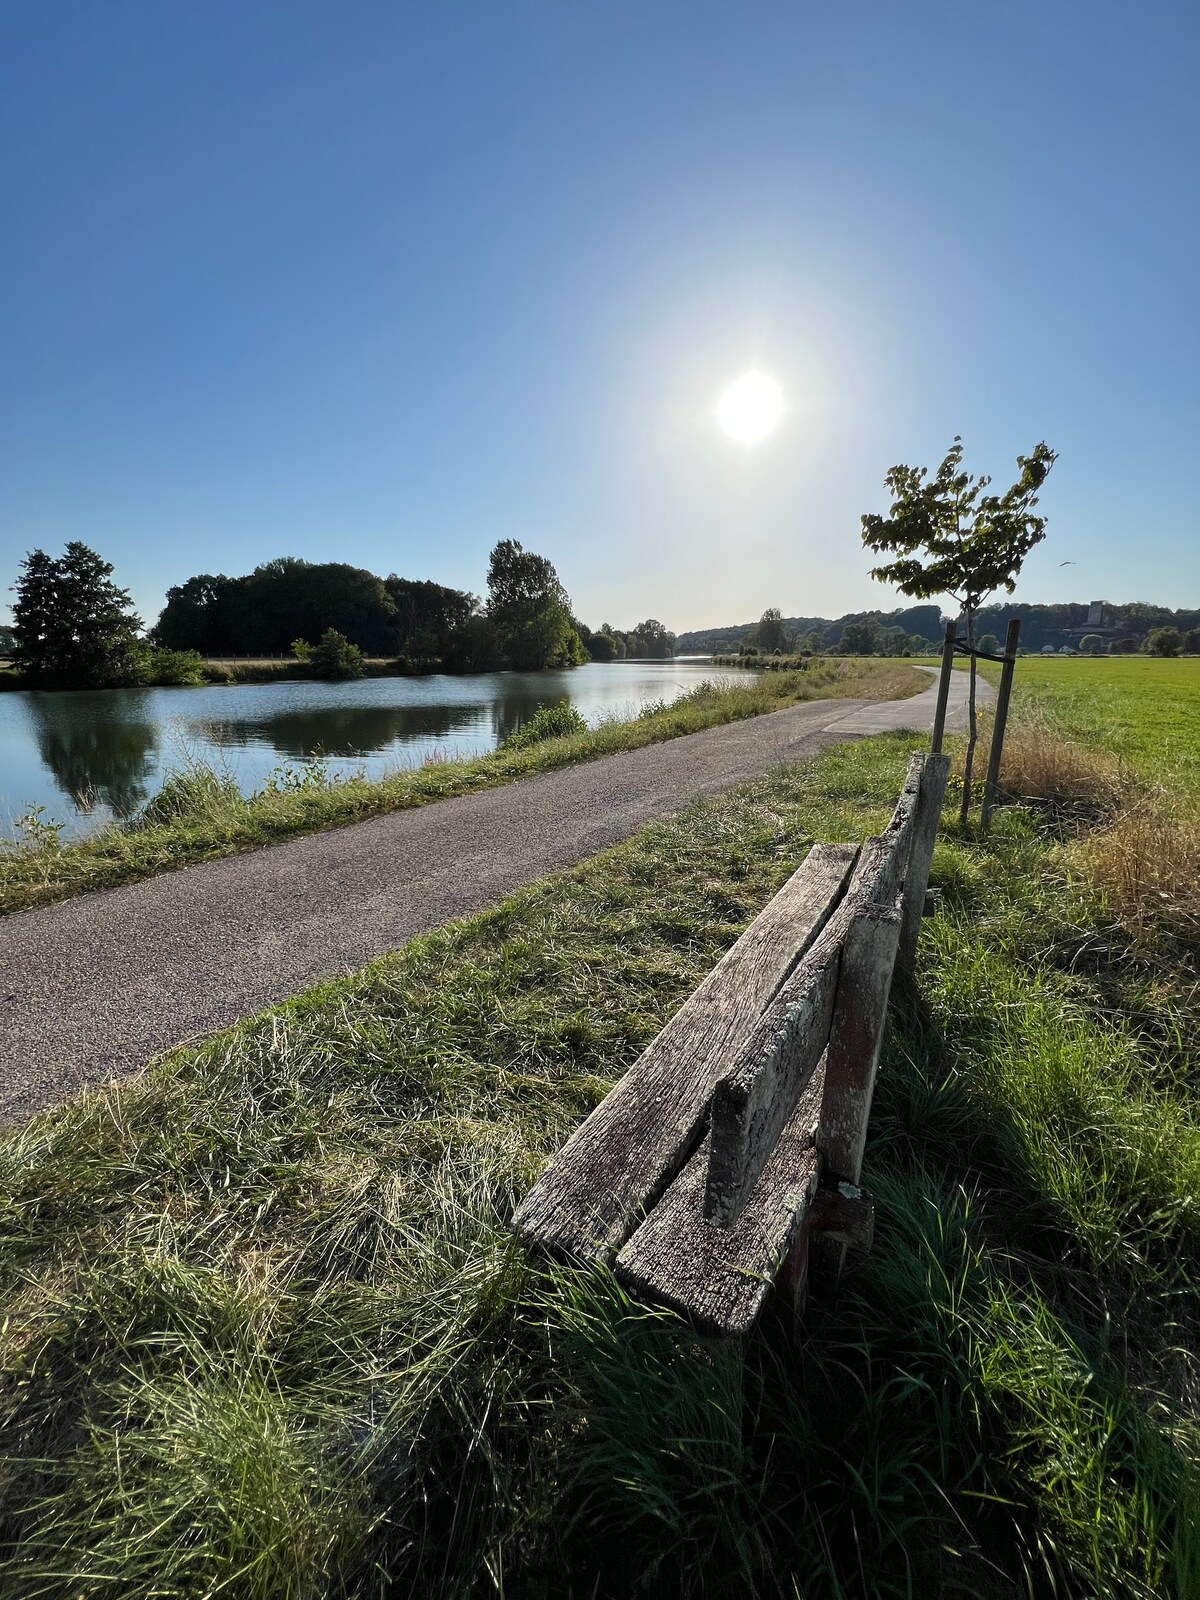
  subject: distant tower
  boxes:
[1087,600,1103,627]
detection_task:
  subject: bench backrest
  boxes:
[515,751,950,1334]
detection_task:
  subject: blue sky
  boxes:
[1,1,1197,634]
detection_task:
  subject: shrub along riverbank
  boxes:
[0,659,923,915]
[0,688,1196,1594]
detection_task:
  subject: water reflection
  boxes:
[0,660,745,839]
[25,691,160,817]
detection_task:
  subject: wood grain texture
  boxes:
[701,819,911,1227]
[616,1064,826,1338]
[818,898,902,1185]
[703,940,839,1225]
[513,843,857,1263]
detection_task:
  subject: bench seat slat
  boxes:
[512,843,857,1264]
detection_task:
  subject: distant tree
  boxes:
[308,629,366,679]
[627,618,677,659]
[0,623,16,657]
[12,542,145,687]
[385,576,477,658]
[586,629,618,662]
[1110,636,1140,654]
[598,623,627,660]
[907,634,929,654]
[1184,628,1200,655]
[153,573,240,654]
[1125,602,1171,626]
[747,607,789,654]
[977,632,1001,656]
[861,436,1057,822]
[839,619,880,655]
[1078,634,1105,655]
[880,624,909,656]
[1145,626,1183,658]
[485,541,586,670]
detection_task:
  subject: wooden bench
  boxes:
[514,751,950,1337]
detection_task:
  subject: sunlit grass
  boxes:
[1,723,1197,1595]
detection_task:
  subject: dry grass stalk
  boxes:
[994,712,1124,814]
[1080,803,1200,934]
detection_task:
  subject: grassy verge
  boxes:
[0,659,923,916]
[1,706,1197,1595]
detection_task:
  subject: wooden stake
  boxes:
[980,618,1021,834]
[930,620,956,755]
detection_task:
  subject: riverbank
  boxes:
[0,692,1195,1594]
[0,654,444,691]
[0,659,923,915]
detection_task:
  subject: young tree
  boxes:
[12,542,144,687]
[977,632,1001,656]
[308,628,366,679]
[1078,634,1105,654]
[861,437,1057,821]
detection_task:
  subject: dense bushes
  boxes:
[292,629,366,680]
[500,702,589,750]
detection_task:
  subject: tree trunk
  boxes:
[959,608,977,824]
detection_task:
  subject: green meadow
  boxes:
[0,662,1197,1597]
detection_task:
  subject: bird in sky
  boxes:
[1059,560,1076,566]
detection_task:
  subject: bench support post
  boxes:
[811,902,901,1285]
[895,754,950,982]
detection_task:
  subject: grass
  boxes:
[0,659,924,916]
[1,695,1198,1596]
[1002,657,1200,800]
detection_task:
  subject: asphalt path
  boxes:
[0,670,986,1123]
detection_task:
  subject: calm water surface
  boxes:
[0,659,749,839]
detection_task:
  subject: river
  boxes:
[0,658,751,839]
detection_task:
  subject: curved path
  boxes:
[0,670,987,1123]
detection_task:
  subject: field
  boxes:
[0,661,1197,1596]
[1005,656,1200,799]
[0,660,922,915]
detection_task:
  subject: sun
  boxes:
[715,371,783,447]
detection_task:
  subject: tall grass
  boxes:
[0,660,924,916]
[1,730,1197,1596]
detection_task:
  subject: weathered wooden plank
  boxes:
[615,1061,826,1338]
[895,753,950,979]
[863,751,925,905]
[818,897,902,1186]
[701,829,903,1228]
[513,843,858,1263]
[703,942,839,1226]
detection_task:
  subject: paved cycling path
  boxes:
[0,670,985,1123]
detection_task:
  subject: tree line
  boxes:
[682,598,1200,658]
[2,539,677,689]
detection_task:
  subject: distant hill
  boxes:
[677,601,1200,655]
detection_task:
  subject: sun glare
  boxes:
[715,370,783,447]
